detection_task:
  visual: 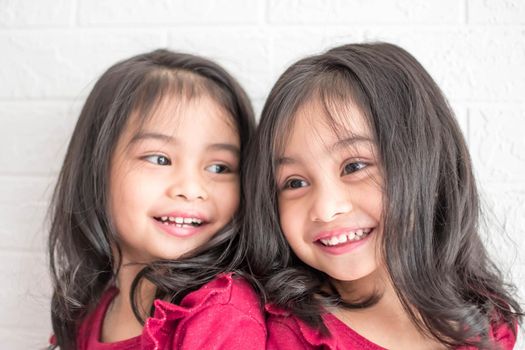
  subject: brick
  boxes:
[0,252,51,330]
[468,0,525,24]
[0,176,54,251]
[0,202,49,251]
[362,28,525,102]
[0,176,55,204]
[270,27,362,79]
[0,102,79,175]
[168,28,271,100]
[0,329,49,349]
[469,107,525,184]
[267,0,343,24]
[268,0,462,24]
[0,0,72,27]
[78,0,261,25]
[0,30,166,99]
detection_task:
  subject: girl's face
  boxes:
[109,95,240,263]
[276,101,383,283]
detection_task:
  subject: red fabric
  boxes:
[266,305,517,350]
[142,273,266,350]
[73,273,265,350]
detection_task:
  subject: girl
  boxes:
[48,49,265,349]
[244,43,522,349]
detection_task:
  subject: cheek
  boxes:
[214,181,241,217]
[278,200,302,241]
[365,191,383,221]
[362,178,383,210]
[110,171,160,220]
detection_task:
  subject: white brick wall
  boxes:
[0,0,523,348]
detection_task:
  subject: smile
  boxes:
[316,228,372,247]
[154,216,203,228]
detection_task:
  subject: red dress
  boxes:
[73,273,266,350]
[266,305,517,350]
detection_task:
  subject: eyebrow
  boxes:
[130,132,240,156]
[276,136,373,166]
[130,132,175,144]
[207,143,240,157]
[331,136,373,152]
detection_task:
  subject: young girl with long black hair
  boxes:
[244,42,522,349]
[48,49,264,349]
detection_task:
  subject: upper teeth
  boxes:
[159,216,203,225]
[319,228,371,246]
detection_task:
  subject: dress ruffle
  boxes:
[266,304,516,350]
[266,304,400,349]
[142,273,240,350]
[265,304,338,348]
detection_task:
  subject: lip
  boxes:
[152,217,208,238]
[152,210,210,238]
[313,227,375,256]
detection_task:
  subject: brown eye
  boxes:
[342,162,366,175]
[144,155,171,166]
[206,164,230,174]
[284,178,308,189]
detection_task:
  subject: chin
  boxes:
[328,267,378,283]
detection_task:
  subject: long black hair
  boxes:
[48,49,255,350]
[243,42,522,348]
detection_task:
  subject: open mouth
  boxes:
[153,216,204,228]
[316,228,373,247]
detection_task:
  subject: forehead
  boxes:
[127,93,238,141]
[285,99,371,149]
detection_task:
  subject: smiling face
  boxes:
[109,95,240,263]
[276,100,384,284]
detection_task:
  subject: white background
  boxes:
[0,0,524,348]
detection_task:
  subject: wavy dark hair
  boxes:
[48,49,255,350]
[243,42,522,348]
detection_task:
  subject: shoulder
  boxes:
[489,318,518,350]
[266,305,389,350]
[266,304,335,350]
[457,316,517,350]
[142,273,266,350]
[179,272,263,320]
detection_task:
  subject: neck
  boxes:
[116,263,149,307]
[330,270,445,350]
[101,259,156,342]
[331,267,387,302]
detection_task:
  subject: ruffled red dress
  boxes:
[73,273,266,350]
[266,305,517,350]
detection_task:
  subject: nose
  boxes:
[309,179,352,222]
[167,171,209,201]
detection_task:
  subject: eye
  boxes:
[283,178,309,190]
[206,164,231,174]
[342,161,367,175]
[143,155,171,166]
